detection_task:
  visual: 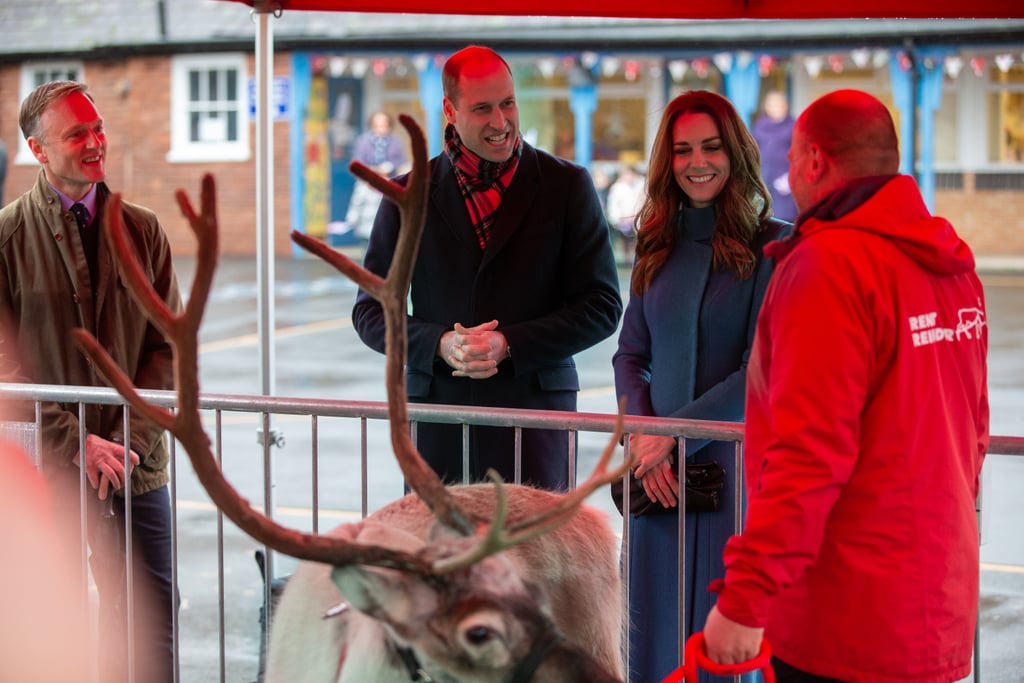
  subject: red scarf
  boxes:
[444,124,522,250]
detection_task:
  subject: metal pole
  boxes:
[253,6,278,618]
[255,9,275,402]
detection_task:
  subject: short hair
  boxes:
[798,89,899,175]
[19,80,92,142]
[442,46,513,105]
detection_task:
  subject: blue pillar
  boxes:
[417,57,444,158]
[889,55,915,177]
[569,83,598,170]
[722,55,761,128]
[916,48,950,212]
[290,52,313,258]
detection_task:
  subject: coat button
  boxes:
[54,233,63,242]
[72,293,80,303]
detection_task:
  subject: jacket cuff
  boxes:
[715,578,771,629]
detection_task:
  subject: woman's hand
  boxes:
[631,434,679,508]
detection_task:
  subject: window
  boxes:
[986,62,1024,165]
[169,54,249,162]
[16,61,83,162]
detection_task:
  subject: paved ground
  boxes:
[168,250,1023,682]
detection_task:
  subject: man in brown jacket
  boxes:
[0,80,180,683]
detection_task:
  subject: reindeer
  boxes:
[74,114,630,683]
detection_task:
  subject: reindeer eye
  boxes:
[464,625,495,645]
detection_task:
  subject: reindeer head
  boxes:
[74,114,629,682]
[332,527,549,681]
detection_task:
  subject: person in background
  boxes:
[353,45,622,491]
[606,162,646,264]
[591,162,615,227]
[612,89,790,683]
[0,80,181,683]
[345,111,409,241]
[751,90,797,222]
[703,89,989,683]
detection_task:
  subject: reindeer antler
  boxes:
[432,401,628,574]
[76,112,630,582]
[292,114,632,575]
[74,175,435,576]
[292,114,475,537]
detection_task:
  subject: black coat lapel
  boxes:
[430,155,484,259]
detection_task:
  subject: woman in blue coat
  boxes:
[612,90,790,682]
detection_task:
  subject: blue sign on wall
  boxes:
[248,77,290,120]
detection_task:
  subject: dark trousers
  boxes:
[772,657,847,683]
[52,473,176,683]
[109,485,176,683]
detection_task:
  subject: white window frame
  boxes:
[168,53,250,163]
[15,61,84,164]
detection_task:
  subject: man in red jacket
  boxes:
[703,89,990,682]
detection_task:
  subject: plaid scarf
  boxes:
[444,124,522,250]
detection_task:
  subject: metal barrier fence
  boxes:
[2,382,1022,683]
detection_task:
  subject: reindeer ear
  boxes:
[329,521,438,629]
[330,563,440,635]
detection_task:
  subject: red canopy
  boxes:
[224,0,1023,19]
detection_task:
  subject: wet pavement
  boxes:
[169,250,1024,682]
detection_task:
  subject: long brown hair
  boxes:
[631,90,771,296]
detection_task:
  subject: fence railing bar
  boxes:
[6,383,1022,456]
[360,416,369,519]
[169,432,182,683]
[214,409,227,683]
[121,407,137,683]
[311,414,320,535]
[2,381,1021,683]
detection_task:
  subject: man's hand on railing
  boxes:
[72,434,139,499]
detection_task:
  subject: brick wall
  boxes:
[936,174,1024,255]
[0,56,293,258]
[3,59,1023,259]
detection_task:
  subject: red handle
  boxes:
[658,632,774,683]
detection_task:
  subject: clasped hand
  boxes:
[72,434,140,500]
[631,433,679,508]
[439,320,509,379]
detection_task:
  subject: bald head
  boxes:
[797,89,899,177]
[787,89,902,213]
[442,45,513,105]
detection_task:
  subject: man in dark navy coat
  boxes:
[353,45,622,491]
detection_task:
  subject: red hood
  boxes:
[766,175,976,277]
